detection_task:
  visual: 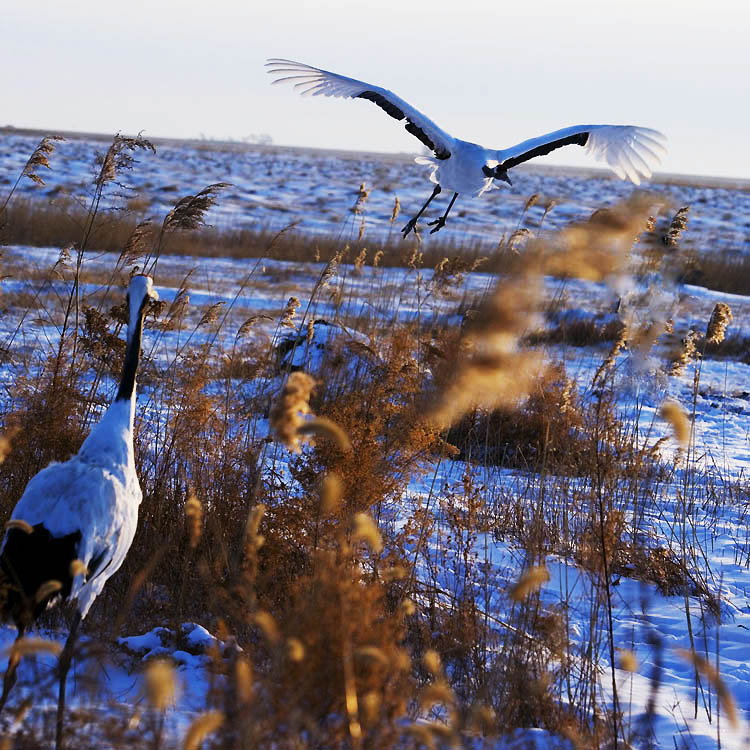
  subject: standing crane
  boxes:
[0,274,158,748]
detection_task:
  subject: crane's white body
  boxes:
[266,59,667,196]
[416,140,497,197]
[1,275,156,620]
[8,399,140,617]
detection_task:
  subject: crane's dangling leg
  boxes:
[55,611,82,750]
[0,625,26,712]
[428,192,459,234]
[402,184,441,237]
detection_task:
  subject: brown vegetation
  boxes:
[0,133,741,748]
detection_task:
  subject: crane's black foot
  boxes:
[401,217,419,237]
[428,216,447,234]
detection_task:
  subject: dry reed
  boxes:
[0,135,740,749]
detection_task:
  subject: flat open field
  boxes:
[0,130,748,748]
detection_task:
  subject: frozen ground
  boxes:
[0,132,748,747]
[0,240,747,746]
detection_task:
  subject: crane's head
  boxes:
[483,163,513,186]
[126,274,159,329]
[494,167,512,186]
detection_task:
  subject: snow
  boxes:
[119,627,172,657]
[493,728,574,749]
[0,244,747,743]
[3,131,750,250]
[1,132,749,747]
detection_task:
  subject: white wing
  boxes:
[497,125,667,185]
[266,58,455,159]
[6,454,140,617]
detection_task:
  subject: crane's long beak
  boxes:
[496,169,512,186]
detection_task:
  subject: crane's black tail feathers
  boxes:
[0,525,80,629]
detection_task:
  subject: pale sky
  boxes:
[2,0,748,179]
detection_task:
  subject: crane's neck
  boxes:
[78,307,143,468]
[115,300,146,408]
[78,283,151,470]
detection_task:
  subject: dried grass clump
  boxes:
[668,329,701,376]
[20,135,65,187]
[0,378,87,505]
[662,205,689,247]
[428,195,660,430]
[426,277,544,429]
[445,363,598,473]
[161,182,231,232]
[184,491,203,548]
[389,196,401,225]
[297,416,353,452]
[0,429,18,465]
[661,400,690,448]
[144,659,177,710]
[96,134,155,188]
[212,490,415,747]
[279,296,301,328]
[542,193,661,281]
[183,711,224,750]
[351,182,371,215]
[530,313,626,349]
[509,565,550,601]
[620,545,688,596]
[680,248,750,296]
[705,302,733,345]
[79,304,127,378]
[488,631,578,740]
[676,649,738,729]
[577,509,627,577]
[119,220,155,269]
[2,134,739,748]
[269,371,316,452]
[431,255,486,295]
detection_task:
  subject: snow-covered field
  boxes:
[0,131,748,747]
[2,129,750,250]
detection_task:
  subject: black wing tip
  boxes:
[0,524,82,626]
